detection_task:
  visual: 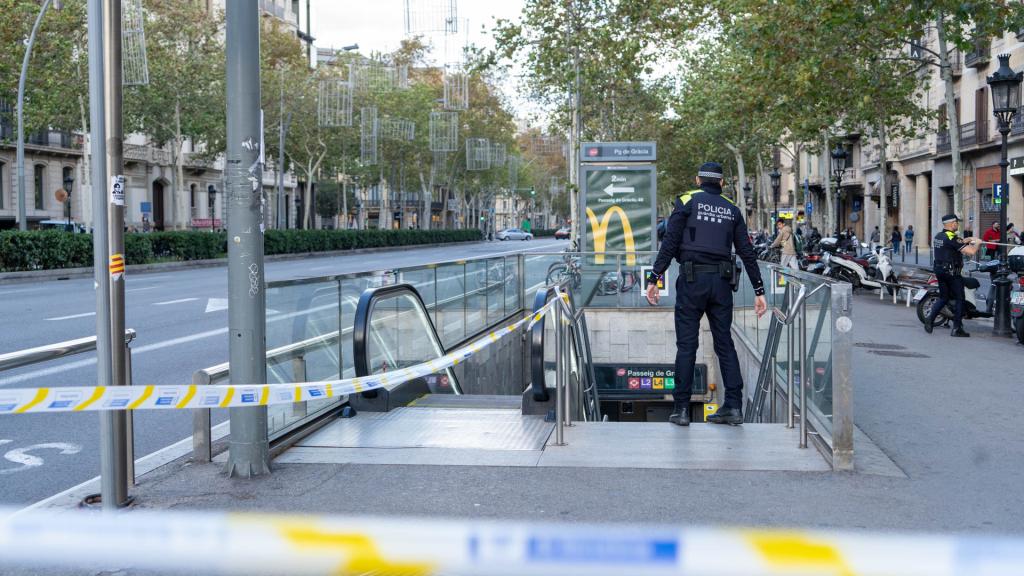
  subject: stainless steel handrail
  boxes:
[0,329,137,372]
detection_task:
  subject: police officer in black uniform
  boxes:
[645,162,768,426]
[925,214,980,337]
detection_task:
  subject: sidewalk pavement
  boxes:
[31,292,1024,537]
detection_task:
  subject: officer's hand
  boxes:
[754,295,768,318]
[645,283,660,306]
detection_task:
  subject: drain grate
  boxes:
[869,350,930,358]
[855,343,906,350]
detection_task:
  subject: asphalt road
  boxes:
[0,237,566,506]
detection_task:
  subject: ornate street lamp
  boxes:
[986,53,1022,336]
[770,168,781,223]
[207,184,217,229]
[831,144,848,234]
[62,174,73,230]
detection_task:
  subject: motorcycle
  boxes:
[824,243,897,293]
[1009,246,1024,344]
[914,259,1000,327]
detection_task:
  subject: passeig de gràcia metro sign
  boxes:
[581,142,657,163]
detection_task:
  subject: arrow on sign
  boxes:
[604,183,635,197]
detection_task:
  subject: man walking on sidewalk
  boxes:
[771,218,798,269]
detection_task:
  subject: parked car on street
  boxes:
[554,227,570,239]
[496,228,533,241]
[37,219,87,233]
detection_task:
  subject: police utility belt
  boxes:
[682,256,743,292]
[933,261,963,276]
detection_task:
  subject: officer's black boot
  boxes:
[707,405,743,426]
[951,326,970,337]
[668,401,690,426]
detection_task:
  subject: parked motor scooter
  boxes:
[913,259,999,327]
[824,243,897,293]
[1009,245,1024,344]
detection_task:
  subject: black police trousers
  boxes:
[928,271,965,329]
[673,269,744,409]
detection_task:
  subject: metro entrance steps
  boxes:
[273,402,834,473]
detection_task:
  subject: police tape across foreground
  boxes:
[0,298,560,416]
[1,506,1023,575]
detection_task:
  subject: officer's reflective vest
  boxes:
[677,189,739,259]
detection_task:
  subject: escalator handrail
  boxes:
[352,283,461,394]
[529,285,564,402]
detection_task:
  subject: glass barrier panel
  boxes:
[435,262,466,348]
[805,284,834,441]
[524,253,559,294]
[486,257,505,325]
[340,275,387,379]
[465,259,488,336]
[505,255,521,313]
[399,266,437,313]
[265,280,342,439]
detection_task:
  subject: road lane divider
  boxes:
[0,299,557,416]
[0,506,1022,575]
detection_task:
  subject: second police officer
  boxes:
[646,162,768,427]
[924,214,980,337]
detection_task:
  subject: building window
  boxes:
[34,164,45,210]
[0,161,5,209]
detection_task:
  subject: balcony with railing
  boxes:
[936,121,979,152]
[965,38,990,69]
[949,49,962,77]
[1012,108,1024,136]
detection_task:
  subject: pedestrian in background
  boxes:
[1006,223,1020,245]
[982,222,1001,260]
[771,218,798,268]
[870,226,881,253]
[891,226,901,254]
[905,225,915,254]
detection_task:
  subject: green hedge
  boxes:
[0,228,482,272]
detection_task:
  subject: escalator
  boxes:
[348,282,600,428]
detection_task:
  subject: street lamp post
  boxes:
[831,144,848,235]
[770,168,781,223]
[207,184,217,229]
[62,174,73,230]
[743,181,752,223]
[986,53,1022,336]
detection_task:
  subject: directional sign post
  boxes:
[993,182,1004,205]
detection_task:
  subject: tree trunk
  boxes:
[419,170,431,230]
[174,101,187,230]
[824,131,835,235]
[877,121,889,250]
[936,16,962,221]
[725,143,746,211]
[78,94,91,228]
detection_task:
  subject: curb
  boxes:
[0,240,484,285]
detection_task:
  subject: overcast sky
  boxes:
[309,1,526,65]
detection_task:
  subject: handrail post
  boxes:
[831,282,855,470]
[124,341,135,485]
[553,300,566,446]
[192,370,212,464]
[798,299,808,449]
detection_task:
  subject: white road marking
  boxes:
[125,286,159,293]
[0,287,47,296]
[153,298,199,306]
[205,298,229,313]
[44,312,96,321]
[0,302,338,387]
[0,442,82,476]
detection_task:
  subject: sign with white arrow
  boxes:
[604,183,635,196]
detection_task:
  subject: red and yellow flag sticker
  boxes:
[109,253,125,280]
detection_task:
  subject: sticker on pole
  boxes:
[109,253,125,281]
[110,175,125,206]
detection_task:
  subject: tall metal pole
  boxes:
[276,69,287,230]
[103,0,130,507]
[225,0,270,478]
[993,122,1013,336]
[88,0,123,510]
[16,0,55,231]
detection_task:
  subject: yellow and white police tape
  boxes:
[0,507,1022,575]
[0,298,559,416]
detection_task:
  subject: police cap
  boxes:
[697,162,723,180]
[941,214,960,224]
